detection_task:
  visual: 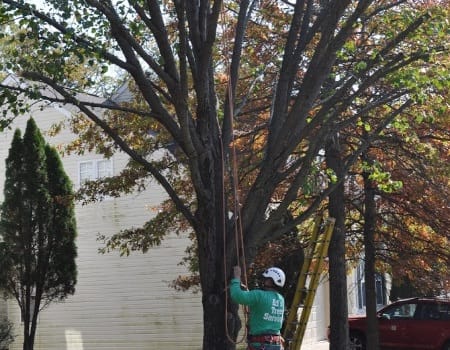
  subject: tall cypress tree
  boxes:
[0,118,77,350]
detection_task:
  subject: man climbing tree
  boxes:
[0,118,77,350]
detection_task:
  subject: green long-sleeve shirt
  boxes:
[230,278,285,335]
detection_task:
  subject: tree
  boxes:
[0,118,77,350]
[323,135,348,350]
[0,315,14,349]
[0,2,448,349]
[341,3,450,343]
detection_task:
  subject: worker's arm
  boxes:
[229,266,258,305]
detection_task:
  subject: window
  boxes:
[79,159,113,185]
[421,303,440,320]
[440,303,450,320]
[357,263,366,310]
[419,302,450,321]
[381,302,417,320]
[375,274,387,306]
[356,260,387,311]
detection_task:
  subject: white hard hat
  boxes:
[262,267,286,287]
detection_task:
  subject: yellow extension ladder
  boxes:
[283,216,336,350]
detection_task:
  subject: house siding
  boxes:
[300,279,330,347]
[0,101,203,350]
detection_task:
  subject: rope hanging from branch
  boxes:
[219,4,250,345]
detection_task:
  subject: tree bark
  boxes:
[363,157,380,350]
[198,225,238,350]
[194,138,242,350]
[326,134,349,350]
[197,211,242,350]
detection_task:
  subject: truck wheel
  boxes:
[349,331,366,350]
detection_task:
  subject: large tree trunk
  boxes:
[363,159,380,350]
[202,281,241,350]
[23,324,30,350]
[194,143,242,350]
[197,212,242,350]
[199,219,239,350]
[326,134,349,350]
[23,326,34,350]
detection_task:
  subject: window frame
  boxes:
[78,158,114,186]
[356,260,387,312]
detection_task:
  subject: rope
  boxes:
[219,4,249,346]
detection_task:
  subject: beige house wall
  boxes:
[301,279,330,347]
[0,100,204,350]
